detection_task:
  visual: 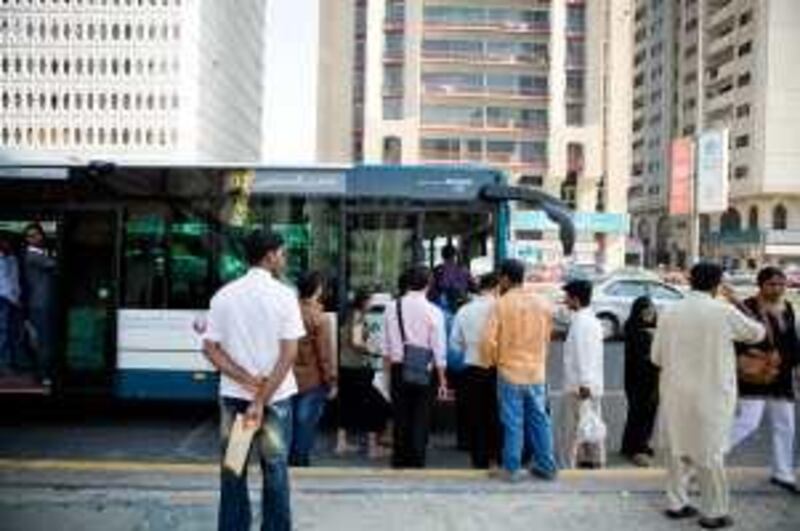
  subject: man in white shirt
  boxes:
[203,230,305,531]
[450,272,499,468]
[652,263,764,530]
[560,279,605,469]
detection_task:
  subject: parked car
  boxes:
[591,276,685,339]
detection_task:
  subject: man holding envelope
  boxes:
[203,230,305,531]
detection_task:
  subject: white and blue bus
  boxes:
[0,162,573,400]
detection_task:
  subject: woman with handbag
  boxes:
[728,266,800,494]
[334,291,391,459]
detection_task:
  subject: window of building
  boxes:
[124,24,132,40]
[111,58,119,75]
[748,206,758,230]
[145,129,153,145]
[122,93,130,109]
[566,4,586,33]
[100,23,108,40]
[98,128,106,145]
[735,134,749,148]
[738,72,752,87]
[111,23,120,40]
[98,93,107,109]
[720,208,742,233]
[738,41,752,57]
[566,104,584,126]
[734,165,749,180]
[110,93,118,110]
[86,127,94,145]
[134,128,142,144]
[87,92,94,109]
[773,204,788,230]
[146,94,154,110]
[561,171,577,209]
[736,103,750,118]
[62,93,70,110]
[50,127,57,145]
[75,93,82,109]
[122,128,130,145]
[740,10,752,26]
[383,97,403,120]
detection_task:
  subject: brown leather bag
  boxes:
[737,302,781,386]
[737,348,781,386]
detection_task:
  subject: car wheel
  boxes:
[597,313,619,341]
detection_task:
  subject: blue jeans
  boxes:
[497,376,557,476]
[219,397,292,531]
[290,384,328,467]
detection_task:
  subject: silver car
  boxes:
[591,276,685,339]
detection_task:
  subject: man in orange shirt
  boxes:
[481,259,557,482]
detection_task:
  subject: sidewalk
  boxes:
[1,460,798,531]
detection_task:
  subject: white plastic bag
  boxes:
[576,400,607,445]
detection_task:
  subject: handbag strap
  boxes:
[396,298,407,346]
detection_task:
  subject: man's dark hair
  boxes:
[441,244,457,262]
[563,279,593,307]
[244,229,284,266]
[297,271,324,300]
[498,259,525,285]
[23,222,45,239]
[405,265,431,291]
[478,272,499,292]
[689,262,723,292]
[756,266,785,287]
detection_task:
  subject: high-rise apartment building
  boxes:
[319,0,634,269]
[0,0,268,162]
[629,0,676,266]
[630,0,800,268]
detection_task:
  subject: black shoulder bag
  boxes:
[396,298,433,386]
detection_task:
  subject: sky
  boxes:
[261,0,319,164]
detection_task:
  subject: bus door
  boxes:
[345,208,422,297]
[59,209,120,393]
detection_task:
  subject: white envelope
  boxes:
[223,414,258,476]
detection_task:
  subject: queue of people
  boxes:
[202,229,799,531]
[0,223,58,386]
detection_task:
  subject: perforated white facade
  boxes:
[0,0,267,162]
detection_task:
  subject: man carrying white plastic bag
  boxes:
[560,279,606,468]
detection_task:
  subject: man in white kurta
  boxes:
[651,263,765,528]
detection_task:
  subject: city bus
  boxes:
[0,162,574,400]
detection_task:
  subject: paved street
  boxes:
[0,340,797,530]
[0,342,792,468]
[1,464,798,531]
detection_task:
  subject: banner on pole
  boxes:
[669,138,693,215]
[696,129,729,213]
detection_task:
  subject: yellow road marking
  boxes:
[0,458,770,481]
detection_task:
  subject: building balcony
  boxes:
[423,21,550,35]
[707,27,737,58]
[420,123,549,136]
[421,50,549,69]
[383,19,405,32]
[708,229,800,247]
[419,157,548,173]
[421,84,549,102]
[707,0,736,28]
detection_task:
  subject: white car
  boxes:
[591,276,685,339]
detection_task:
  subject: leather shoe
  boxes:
[698,516,733,529]
[770,477,799,494]
[664,506,699,519]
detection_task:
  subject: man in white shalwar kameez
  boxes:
[652,263,765,530]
